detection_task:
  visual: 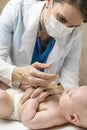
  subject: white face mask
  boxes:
[44,15,75,39]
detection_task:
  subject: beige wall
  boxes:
[0,0,87,85]
[0,0,8,13]
[80,24,87,85]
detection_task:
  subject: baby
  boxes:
[0,85,87,129]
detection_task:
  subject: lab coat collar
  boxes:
[23,1,45,30]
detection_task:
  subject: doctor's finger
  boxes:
[31,69,57,80]
[27,76,54,87]
[32,62,51,70]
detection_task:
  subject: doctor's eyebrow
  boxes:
[57,12,68,23]
[57,13,80,27]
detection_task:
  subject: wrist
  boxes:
[12,82,21,88]
[12,67,20,82]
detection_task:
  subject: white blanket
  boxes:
[0,119,84,130]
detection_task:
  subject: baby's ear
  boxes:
[67,114,79,125]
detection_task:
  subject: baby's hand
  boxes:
[36,90,49,103]
[21,87,49,105]
[21,86,36,105]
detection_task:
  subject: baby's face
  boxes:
[59,86,87,114]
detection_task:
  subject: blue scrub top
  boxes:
[31,37,55,71]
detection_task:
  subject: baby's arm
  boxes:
[21,98,39,122]
[0,89,14,118]
[21,98,57,129]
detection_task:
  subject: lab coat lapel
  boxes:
[20,27,38,64]
[19,1,45,64]
[46,39,64,64]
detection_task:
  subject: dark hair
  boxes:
[54,0,87,23]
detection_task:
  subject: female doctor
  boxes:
[0,0,87,92]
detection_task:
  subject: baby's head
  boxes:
[59,86,87,128]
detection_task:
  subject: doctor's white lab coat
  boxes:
[0,0,82,88]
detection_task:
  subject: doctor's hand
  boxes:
[12,62,57,90]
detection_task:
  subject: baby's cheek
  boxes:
[59,95,66,107]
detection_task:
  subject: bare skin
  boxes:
[1,86,87,129]
[19,94,67,129]
[0,89,13,118]
[0,89,67,129]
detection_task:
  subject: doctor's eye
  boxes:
[57,14,67,24]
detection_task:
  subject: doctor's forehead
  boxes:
[53,2,83,25]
